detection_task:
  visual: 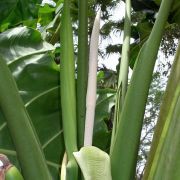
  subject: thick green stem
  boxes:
[110,0,173,179]
[0,56,51,180]
[60,1,78,179]
[110,0,131,150]
[77,0,88,148]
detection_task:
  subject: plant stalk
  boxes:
[110,0,173,179]
[60,1,78,179]
[0,56,51,180]
[77,0,88,148]
[110,0,131,150]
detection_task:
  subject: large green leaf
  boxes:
[143,42,180,180]
[0,27,64,179]
[0,26,114,179]
[0,0,18,23]
[0,0,41,32]
[110,0,172,179]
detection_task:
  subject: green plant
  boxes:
[0,0,179,180]
[60,0,78,179]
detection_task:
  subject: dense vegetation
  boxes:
[0,0,179,179]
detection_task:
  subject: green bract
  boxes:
[5,166,24,180]
[73,146,112,180]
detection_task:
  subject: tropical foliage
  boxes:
[0,0,179,180]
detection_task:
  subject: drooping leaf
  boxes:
[0,27,64,179]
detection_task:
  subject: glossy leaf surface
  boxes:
[0,27,64,179]
[0,26,113,179]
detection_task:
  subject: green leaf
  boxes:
[0,27,64,179]
[152,86,180,179]
[60,1,78,179]
[155,0,180,25]
[93,89,115,151]
[169,0,180,25]
[39,4,56,14]
[0,26,112,179]
[0,0,41,32]
[129,22,153,69]
[0,0,18,24]
[73,146,112,180]
[110,0,173,179]
[0,27,54,63]
[144,42,180,180]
